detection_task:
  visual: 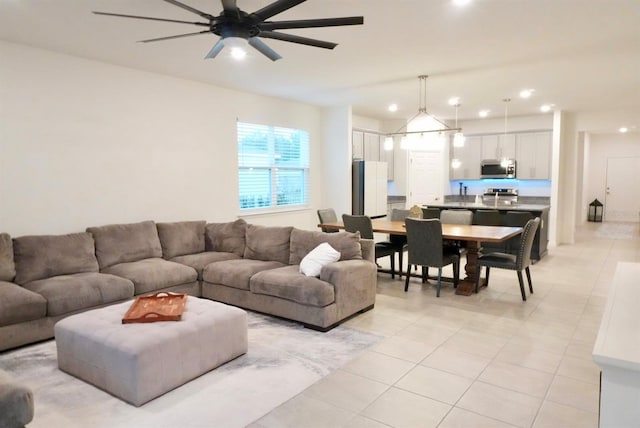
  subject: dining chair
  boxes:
[342,214,396,278]
[474,217,540,301]
[387,208,421,277]
[317,208,338,233]
[440,209,473,256]
[473,209,503,253]
[404,218,460,296]
[505,211,533,254]
[422,207,440,219]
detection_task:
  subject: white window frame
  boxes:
[237,121,310,214]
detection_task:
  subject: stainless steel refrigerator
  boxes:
[352,160,388,218]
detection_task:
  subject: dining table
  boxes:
[317,219,523,295]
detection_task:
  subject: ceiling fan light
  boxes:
[224,37,248,60]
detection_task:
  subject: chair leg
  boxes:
[436,268,443,297]
[485,267,491,286]
[404,264,411,292]
[398,251,403,279]
[525,267,533,294]
[454,260,460,287]
[475,264,481,294]
[421,266,427,283]
[517,271,527,301]
[390,254,395,279]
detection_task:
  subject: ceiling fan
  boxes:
[93,0,364,61]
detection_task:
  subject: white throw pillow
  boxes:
[299,242,341,277]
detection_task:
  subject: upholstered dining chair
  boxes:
[404,218,460,296]
[422,207,440,219]
[317,208,338,233]
[474,217,540,301]
[387,208,420,277]
[505,211,533,254]
[440,209,473,256]
[342,214,397,278]
[473,209,503,253]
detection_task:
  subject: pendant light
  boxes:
[500,98,511,167]
[452,101,465,148]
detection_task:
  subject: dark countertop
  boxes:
[424,202,550,212]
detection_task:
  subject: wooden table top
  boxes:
[318,220,522,243]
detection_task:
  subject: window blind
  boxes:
[238,122,309,211]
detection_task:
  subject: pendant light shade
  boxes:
[452,102,465,147]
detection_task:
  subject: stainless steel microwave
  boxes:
[481,159,516,179]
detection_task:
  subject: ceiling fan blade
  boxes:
[260,16,363,30]
[138,30,211,43]
[248,38,282,61]
[93,11,209,27]
[251,0,307,21]
[162,0,214,20]
[258,31,337,49]
[205,39,225,59]
[220,0,238,13]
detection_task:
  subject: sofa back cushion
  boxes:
[87,221,163,269]
[0,233,16,282]
[157,221,206,259]
[244,225,293,264]
[289,228,363,265]
[205,219,247,257]
[13,232,99,284]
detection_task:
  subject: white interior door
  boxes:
[605,157,640,222]
[408,151,443,207]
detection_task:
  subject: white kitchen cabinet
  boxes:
[363,132,380,161]
[516,132,552,179]
[481,134,516,160]
[352,131,364,159]
[450,135,482,180]
[379,135,394,181]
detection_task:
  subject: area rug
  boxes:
[0,311,380,428]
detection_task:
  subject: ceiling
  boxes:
[1,0,639,130]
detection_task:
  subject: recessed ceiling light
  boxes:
[479,109,490,118]
[619,127,628,133]
[540,104,554,113]
[448,97,460,106]
[388,103,398,112]
[520,89,534,99]
[453,0,472,6]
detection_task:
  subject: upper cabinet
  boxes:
[450,135,482,180]
[352,130,394,180]
[449,131,552,181]
[516,132,552,180]
[481,134,516,160]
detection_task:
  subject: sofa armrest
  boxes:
[359,238,374,263]
[320,259,377,320]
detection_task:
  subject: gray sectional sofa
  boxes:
[0,219,376,352]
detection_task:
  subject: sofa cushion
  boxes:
[205,219,247,257]
[22,273,134,317]
[250,265,335,307]
[13,232,99,284]
[0,233,15,282]
[0,281,47,326]
[170,251,240,280]
[157,221,206,259]
[102,258,198,295]
[289,229,363,265]
[203,259,285,291]
[244,225,293,264]
[87,221,163,269]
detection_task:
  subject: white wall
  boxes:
[322,106,352,219]
[583,132,640,221]
[0,41,324,236]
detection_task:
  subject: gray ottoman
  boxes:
[55,297,247,406]
[0,369,34,428]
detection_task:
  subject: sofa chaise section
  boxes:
[88,220,199,296]
[202,225,377,331]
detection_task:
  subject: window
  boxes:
[238,122,310,211]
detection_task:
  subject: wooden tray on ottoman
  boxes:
[122,292,187,324]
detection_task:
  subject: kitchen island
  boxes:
[422,202,550,260]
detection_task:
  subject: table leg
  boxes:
[455,240,485,295]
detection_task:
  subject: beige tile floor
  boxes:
[252,222,640,428]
